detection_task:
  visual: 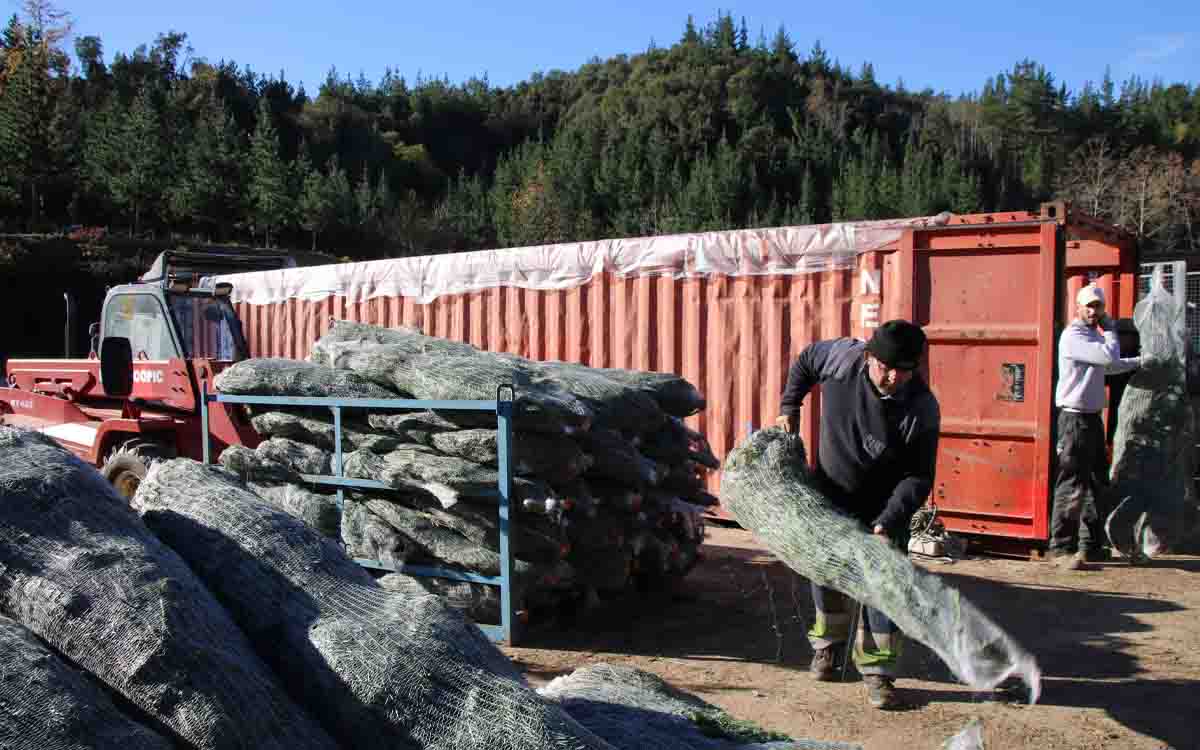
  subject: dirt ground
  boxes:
[502,524,1199,750]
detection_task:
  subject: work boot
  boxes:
[809,645,840,682]
[1070,550,1091,570]
[1083,547,1112,563]
[864,675,898,709]
[1051,551,1086,570]
[1124,544,1147,566]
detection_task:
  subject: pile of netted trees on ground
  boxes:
[0,424,993,744]
[0,424,862,750]
[211,320,719,625]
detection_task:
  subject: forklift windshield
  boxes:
[166,293,248,361]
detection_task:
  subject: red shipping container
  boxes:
[215,202,1134,555]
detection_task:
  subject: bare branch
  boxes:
[1056,136,1118,220]
[21,0,73,47]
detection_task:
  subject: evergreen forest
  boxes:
[2,2,1197,261]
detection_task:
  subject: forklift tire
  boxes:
[102,440,174,501]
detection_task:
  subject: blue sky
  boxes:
[41,1,1199,97]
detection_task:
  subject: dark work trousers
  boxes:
[804,469,908,677]
[1050,411,1109,555]
[808,583,902,677]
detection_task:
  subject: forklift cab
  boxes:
[91,246,294,365]
[96,280,248,364]
[90,248,292,404]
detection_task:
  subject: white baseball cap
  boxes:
[1076,284,1105,306]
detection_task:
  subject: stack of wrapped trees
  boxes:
[212,320,718,625]
[6,424,843,750]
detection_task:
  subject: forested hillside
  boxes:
[2,2,1197,259]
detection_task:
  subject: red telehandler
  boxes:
[0,248,294,498]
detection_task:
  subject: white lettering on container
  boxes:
[861,303,881,329]
[860,269,881,295]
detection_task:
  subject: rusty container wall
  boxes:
[234,258,882,500]
[878,209,1135,549]
[232,207,1135,547]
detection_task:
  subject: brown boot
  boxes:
[809,645,841,682]
[864,674,898,709]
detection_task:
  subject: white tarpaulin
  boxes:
[212,215,950,306]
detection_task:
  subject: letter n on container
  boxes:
[852,253,883,341]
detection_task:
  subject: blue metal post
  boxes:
[201,381,211,464]
[332,405,344,513]
[496,386,515,645]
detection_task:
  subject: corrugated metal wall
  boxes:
[236,261,877,494]
[225,208,1144,547]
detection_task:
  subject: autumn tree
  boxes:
[1056,136,1119,219]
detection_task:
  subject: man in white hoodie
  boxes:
[1052,284,1141,570]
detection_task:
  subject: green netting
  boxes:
[720,428,1041,700]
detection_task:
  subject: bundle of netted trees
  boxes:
[4,425,870,750]
[1106,270,1200,560]
[211,320,719,625]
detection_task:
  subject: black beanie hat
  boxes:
[866,320,926,370]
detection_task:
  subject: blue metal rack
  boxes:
[199,383,520,645]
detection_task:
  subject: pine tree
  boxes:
[710,13,737,52]
[681,15,700,45]
[0,4,75,227]
[736,17,750,52]
[85,85,165,235]
[900,136,935,216]
[373,169,391,219]
[953,168,983,213]
[324,153,354,230]
[488,149,520,246]
[709,135,746,226]
[372,168,394,238]
[434,169,492,250]
[169,95,245,239]
[164,110,196,230]
[809,40,830,72]
[1100,66,1115,109]
[770,25,795,66]
[0,22,48,223]
[0,36,35,211]
[247,99,292,247]
[122,85,165,235]
[355,163,378,227]
[796,166,815,224]
[296,148,332,251]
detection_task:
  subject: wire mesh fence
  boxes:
[1139,262,1200,486]
[1137,264,1200,354]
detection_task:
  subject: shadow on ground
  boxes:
[517,540,1197,748]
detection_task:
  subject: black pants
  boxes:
[1050,411,1109,555]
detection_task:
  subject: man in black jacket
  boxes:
[776,320,941,710]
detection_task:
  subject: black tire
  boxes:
[101,439,175,501]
